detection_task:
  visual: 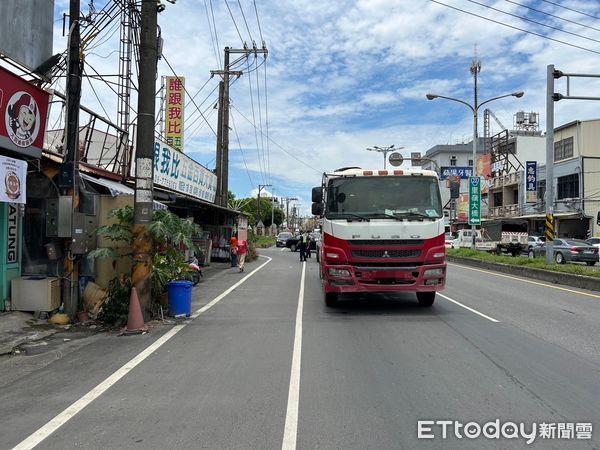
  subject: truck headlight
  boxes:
[424,268,445,277]
[329,268,351,277]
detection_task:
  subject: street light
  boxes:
[426,80,523,250]
[366,145,405,169]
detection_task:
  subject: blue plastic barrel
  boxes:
[167,280,193,317]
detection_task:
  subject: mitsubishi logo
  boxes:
[382,250,390,258]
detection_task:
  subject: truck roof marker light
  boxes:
[363,171,373,176]
[393,170,404,175]
[378,170,388,176]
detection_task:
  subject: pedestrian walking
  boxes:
[306,233,312,258]
[237,239,248,272]
[230,235,238,267]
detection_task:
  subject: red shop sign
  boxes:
[0,67,50,158]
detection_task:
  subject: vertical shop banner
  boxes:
[0,66,49,158]
[165,76,185,151]
[525,161,537,203]
[468,176,481,226]
[6,203,19,263]
[0,155,27,203]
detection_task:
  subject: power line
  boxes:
[430,0,600,56]
[504,0,600,34]
[253,0,264,43]
[83,67,111,120]
[207,0,222,68]
[467,0,600,45]
[230,109,254,187]
[237,0,254,43]
[230,104,321,173]
[224,0,245,44]
[540,0,600,21]
[245,56,266,184]
[264,55,270,186]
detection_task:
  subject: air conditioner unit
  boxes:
[11,277,61,312]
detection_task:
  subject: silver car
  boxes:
[528,238,599,265]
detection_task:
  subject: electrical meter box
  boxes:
[71,213,98,254]
[46,196,73,237]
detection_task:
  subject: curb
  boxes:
[447,256,600,293]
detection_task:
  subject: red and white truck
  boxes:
[311,167,446,307]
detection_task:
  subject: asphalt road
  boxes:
[1,247,599,449]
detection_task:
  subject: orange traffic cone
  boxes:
[121,287,148,335]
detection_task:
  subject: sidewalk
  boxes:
[0,260,235,357]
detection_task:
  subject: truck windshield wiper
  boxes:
[335,213,370,222]
[366,212,402,220]
[392,211,435,220]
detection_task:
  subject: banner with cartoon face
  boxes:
[0,66,50,159]
[0,155,27,204]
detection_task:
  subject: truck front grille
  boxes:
[348,239,424,246]
[351,249,421,258]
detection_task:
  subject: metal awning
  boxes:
[80,173,168,210]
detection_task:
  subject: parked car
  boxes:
[527,235,546,250]
[527,238,599,265]
[586,237,600,249]
[445,233,456,249]
[276,232,293,247]
[286,233,318,252]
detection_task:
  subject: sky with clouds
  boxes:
[51,0,600,214]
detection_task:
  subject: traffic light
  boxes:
[450,178,460,199]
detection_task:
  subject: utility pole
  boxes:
[131,0,158,317]
[257,183,271,225]
[282,196,298,229]
[62,0,82,318]
[271,188,275,230]
[212,43,268,207]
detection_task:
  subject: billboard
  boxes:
[440,166,473,180]
[153,140,216,202]
[0,66,50,158]
[165,76,185,151]
[0,0,54,70]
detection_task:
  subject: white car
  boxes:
[586,237,600,249]
[527,235,545,250]
[445,233,456,249]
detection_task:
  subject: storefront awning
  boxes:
[80,173,168,210]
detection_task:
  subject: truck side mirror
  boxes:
[597,211,600,226]
[312,202,323,216]
[312,186,322,203]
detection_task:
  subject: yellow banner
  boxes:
[165,76,185,151]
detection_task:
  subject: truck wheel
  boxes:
[528,250,535,259]
[325,292,338,307]
[555,252,565,264]
[417,291,435,307]
[290,243,297,252]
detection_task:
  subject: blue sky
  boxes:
[52,0,600,214]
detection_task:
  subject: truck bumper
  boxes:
[322,262,446,294]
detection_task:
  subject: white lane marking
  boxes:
[282,261,306,450]
[448,262,600,299]
[13,256,273,450]
[438,292,500,323]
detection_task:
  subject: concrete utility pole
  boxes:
[257,184,271,225]
[212,43,268,207]
[131,0,158,317]
[62,0,82,318]
[282,196,298,229]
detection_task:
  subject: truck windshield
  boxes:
[325,175,443,219]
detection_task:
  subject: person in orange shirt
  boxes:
[230,235,238,268]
